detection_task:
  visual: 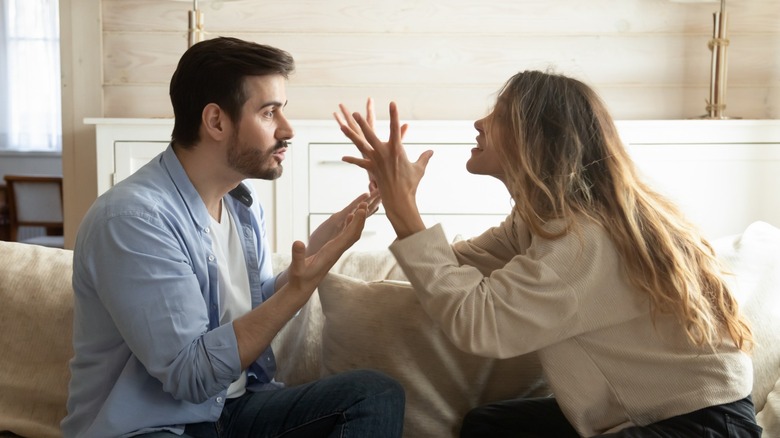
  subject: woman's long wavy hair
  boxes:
[489,70,752,351]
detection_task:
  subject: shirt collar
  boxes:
[160,144,255,230]
[161,143,212,231]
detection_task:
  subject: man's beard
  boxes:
[227,135,285,181]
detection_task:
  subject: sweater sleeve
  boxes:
[389,219,647,358]
[449,214,530,275]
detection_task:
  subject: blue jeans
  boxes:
[460,395,762,437]
[138,369,405,438]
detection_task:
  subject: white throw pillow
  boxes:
[712,221,780,418]
[318,272,548,438]
[756,376,780,438]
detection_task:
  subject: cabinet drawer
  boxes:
[309,213,507,252]
[308,143,510,215]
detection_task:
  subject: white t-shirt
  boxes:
[210,200,252,399]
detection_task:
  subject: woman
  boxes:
[335,71,762,437]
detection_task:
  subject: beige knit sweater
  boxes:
[389,212,752,436]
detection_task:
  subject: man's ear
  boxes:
[202,103,230,141]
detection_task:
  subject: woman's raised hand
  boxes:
[335,100,432,239]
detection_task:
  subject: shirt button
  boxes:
[216,396,224,403]
[208,255,215,262]
[204,227,210,233]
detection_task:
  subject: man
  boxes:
[62,37,405,438]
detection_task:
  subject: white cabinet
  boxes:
[86,118,173,196]
[114,141,169,183]
[618,120,780,239]
[86,118,780,252]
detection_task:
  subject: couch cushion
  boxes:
[330,249,408,282]
[0,241,74,438]
[317,273,548,438]
[271,249,407,386]
[271,289,324,386]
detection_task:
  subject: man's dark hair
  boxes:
[169,37,295,147]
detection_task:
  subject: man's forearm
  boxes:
[232,285,308,369]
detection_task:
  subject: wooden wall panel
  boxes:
[98,0,780,121]
[101,0,780,34]
[102,33,776,86]
[103,83,777,121]
[61,0,103,249]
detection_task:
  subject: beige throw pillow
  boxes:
[0,241,74,438]
[318,273,548,438]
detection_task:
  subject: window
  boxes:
[0,0,61,152]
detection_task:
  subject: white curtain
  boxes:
[0,0,61,152]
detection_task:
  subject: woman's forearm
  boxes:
[385,196,426,239]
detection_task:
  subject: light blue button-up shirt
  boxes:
[62,145,281,438]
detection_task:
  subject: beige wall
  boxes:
[61,0,780,247]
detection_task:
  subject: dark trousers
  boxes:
[137,369,405,438]
[460,395,763,438]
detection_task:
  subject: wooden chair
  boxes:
[3,175,64,248]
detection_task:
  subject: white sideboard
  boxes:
[85,118,780,252]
